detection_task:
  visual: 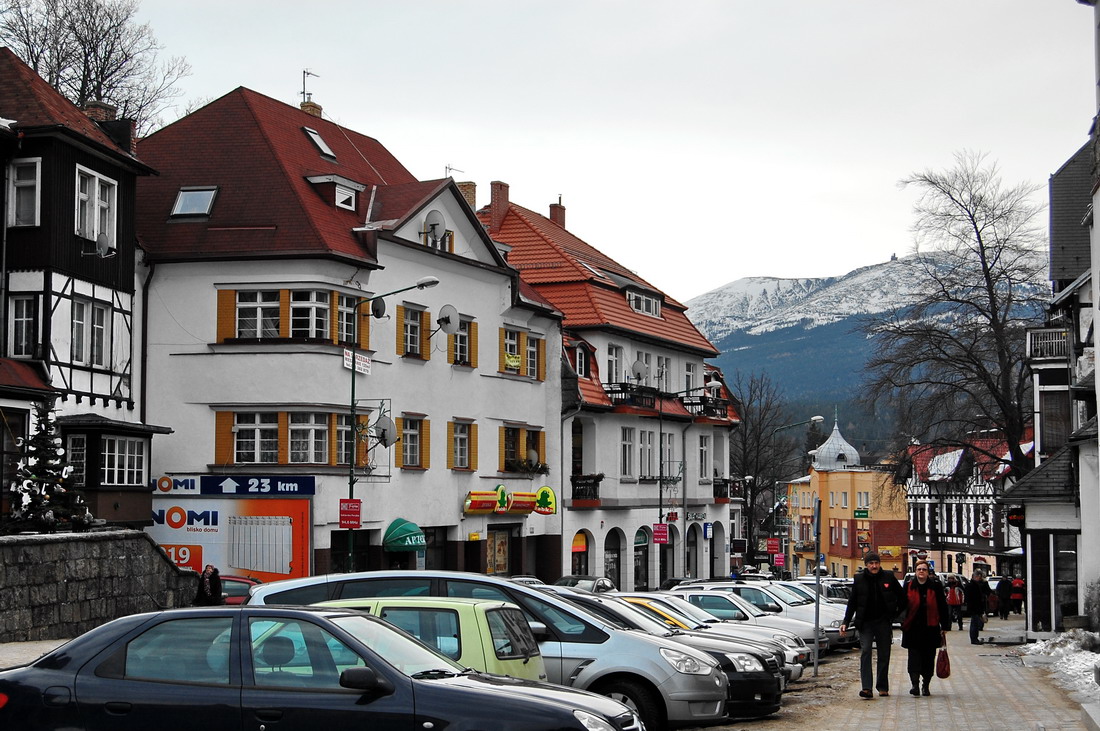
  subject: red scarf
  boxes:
[902,580,940,631]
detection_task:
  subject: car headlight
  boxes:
[774,634,800,648]
[573,710,617,731]
[727,652,765,673]
[660,646,712,675]
[829,619,842,628]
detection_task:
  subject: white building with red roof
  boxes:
[136,90,563,579]
[474,181,740,588]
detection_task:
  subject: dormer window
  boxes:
[303,126,335,158]
[575,347,589,377]
[628,291,661,317]
[335,185,355,210]
[171,187,218,217]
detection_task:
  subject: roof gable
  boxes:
[136,87,418,261]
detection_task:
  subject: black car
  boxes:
[0,606,642,731]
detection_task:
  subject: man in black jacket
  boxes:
[841,552,905,699]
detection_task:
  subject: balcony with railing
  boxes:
[712,477,731,503]
[1027,328,1069,362]
[569,473,603,507]
[682,394,731,418]
[606,382,657,409]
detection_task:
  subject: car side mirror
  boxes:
[340,666,395,695]
[764,603,782,613]
[731,610,747,621]
[527,620,550,641]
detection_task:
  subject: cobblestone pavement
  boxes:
[693,615,1089,731]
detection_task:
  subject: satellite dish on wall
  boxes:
[424,209,446,246]
[95,232,115,258]
[370,298,387,318]
[374,415,397,448]
[630,359,649,382]
[436,304,460,334]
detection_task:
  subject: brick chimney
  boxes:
[83,100,117,122]
[456,181,477,211]
[489,181,509,234]
[549,196,566,228]
[300,99,323,117]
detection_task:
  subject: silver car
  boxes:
[670,589,830,654]
[249,570,728,731]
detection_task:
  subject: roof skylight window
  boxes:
[303,126,336,158]
[170,187,217,217]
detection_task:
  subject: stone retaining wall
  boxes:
[0,529,197,641]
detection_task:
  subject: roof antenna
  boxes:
[301,69,319,103]
[445,164,464,178]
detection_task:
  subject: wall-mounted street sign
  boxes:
[854,509,869,518]
[198,476,316,495]
[339,498,361,529]
[343,348,371,374]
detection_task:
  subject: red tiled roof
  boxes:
[479,202,716,355]
[906,428,1034,482]
[0,358,53,394]
[0,47,136,161]
[136,87,418,261]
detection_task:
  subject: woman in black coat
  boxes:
[901,560,950,696]
[193,564,224,606]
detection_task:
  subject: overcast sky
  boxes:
[138,1,1097,304]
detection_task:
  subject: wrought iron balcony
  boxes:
[1026,328,1069,361]
[570,473,603,503]
[606,382,657,408]
[682,394,731,418]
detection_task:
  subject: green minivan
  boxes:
[316,596,547,681]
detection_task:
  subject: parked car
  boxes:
[248,570,729,731]
[543,586,784,719]
[675,581,855,650]
[616,592,811,667]
[777,580,847,605]
[554,575,617,592]
[509,575,546,586]
[0,605,643,731]
[315,596,547,681]
[658,576,696,590]
[669,589,829,654]
[220,574,262,605]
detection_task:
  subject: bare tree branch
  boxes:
[862,151,1047,477]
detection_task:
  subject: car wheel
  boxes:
[598,678,664,731]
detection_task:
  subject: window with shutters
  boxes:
[503,329,520,373]
[450,319,476,366]
[399,417,428,469]
[400,307,429,359]
[236,291,280,339]
[289,413,328,463]
[449,420,477,471]
[500,426,545,473]
[235,413,279,463]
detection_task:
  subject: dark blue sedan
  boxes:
[0,606,642,731]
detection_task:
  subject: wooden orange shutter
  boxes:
[498,328,506,372]
[447,331,456,364]
[470,423,478,471]
[537,338,546,381]
[518,332,528,375]
[277,412,289,464]
[469,321,479,369]
[216,290,236,343]
[498,426,506,472]
[330,290,339,343]
[420,311,430,360]
[359,301,371,350]
[447,230,455,253]
[446,422,455,469]
[214,412,235,464]
[421,419,430,469]
[537,430,547,463]
[279,290,290,338]
[328,413,338,466]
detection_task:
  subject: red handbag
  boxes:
[936,646,951,678]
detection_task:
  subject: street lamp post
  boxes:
[345,275,439,572]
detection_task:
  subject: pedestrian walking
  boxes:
[945,576,965,630]
[901,560,950,696]
[964,570,992,644]
[996,576,1013,620]
[841,551,906,699]
[193,564,225,606]
[1011,575,1025,614]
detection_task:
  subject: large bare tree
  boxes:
[863,151,1048,477]
[1,0,190,134]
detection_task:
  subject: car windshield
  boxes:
[764,584,812,606]
[330,615,466,677]
[642,600,707,629]
[719,593,767,617]
[651,597,719,625]
[781,583,818,601]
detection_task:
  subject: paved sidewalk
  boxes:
[819,615,1087,731]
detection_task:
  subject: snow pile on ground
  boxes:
[1021,630,1100,703]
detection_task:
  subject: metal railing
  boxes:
[1026,328,1069,360]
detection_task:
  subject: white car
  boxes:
[669,589,829,654]
[674,581,856,650]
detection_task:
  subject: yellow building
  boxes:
[786,420,908,578]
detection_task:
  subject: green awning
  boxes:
[383,518,426,552]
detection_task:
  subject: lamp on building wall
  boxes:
[344,275,439,572]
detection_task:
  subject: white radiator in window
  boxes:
[228,516,293,575]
